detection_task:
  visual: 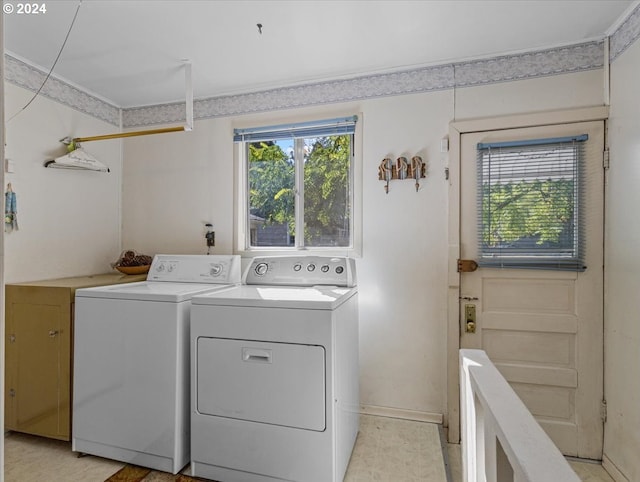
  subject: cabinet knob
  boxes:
[48,330,59,338]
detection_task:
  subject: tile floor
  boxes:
[4,415,446,482]
[4,415,616,482]
[4,430,122,481]
[344,415,447,481]
[445,442,615,482]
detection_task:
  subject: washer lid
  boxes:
[191,285,357,310]
[75,281,236,302]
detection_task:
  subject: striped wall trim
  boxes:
[610,3,640,61]
[122,41,604,128]
[4,55,120,126]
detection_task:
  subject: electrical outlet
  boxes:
[205,223,215,247]
[206,231,215,247]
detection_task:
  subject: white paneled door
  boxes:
[458,121,604,459]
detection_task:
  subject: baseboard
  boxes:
[360,405,443,424]
[602,454,630,482]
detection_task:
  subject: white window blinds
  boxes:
[477,135,587,271]
[233,116,357,142]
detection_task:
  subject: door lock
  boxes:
[464,304,476,333]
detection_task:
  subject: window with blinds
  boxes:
[234,116,357,249]
[476,135,587,271]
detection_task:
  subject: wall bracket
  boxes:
[71,61,193,145]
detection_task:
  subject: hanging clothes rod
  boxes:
[72,61,193,144]
[74,126,186,143]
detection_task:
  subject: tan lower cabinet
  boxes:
[5,272,146,441]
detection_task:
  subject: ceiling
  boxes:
[4,0,637,108]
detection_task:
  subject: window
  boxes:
[234,116,358,251]
[477,135,587,270]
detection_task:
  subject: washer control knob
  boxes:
[321,265,330,273]
[255,262,269,276]
[210,264,222,276]
[307,263,316,272]
[293,263,302,271]
[156,263,165,272]
[335,266,344,274]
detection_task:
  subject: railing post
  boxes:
[460,350,477,482]
[496,436,515,482]
[475,396,487,481]
[484,421,497,482]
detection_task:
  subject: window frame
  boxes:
[233,114,363,258]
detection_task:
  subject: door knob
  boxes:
[48,330,59,338]
[466,320,476,333]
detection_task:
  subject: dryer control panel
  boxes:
[244,256,356,287]
[147,255,241,284]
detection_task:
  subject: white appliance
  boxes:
[72,254,241,474]
[190,255,359,482]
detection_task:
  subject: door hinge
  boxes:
[603,149,610,170]
[601,399,607,423]
[457,259,478,272]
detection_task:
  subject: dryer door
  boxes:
[196,338,326,431]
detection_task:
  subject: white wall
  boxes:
[604,39,640,482]
[121,120,234,255]
[454,70,605,119]
[358,92,451,415]
[122,69,604,420]
[4,83,123,283]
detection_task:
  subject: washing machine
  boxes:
[190,255,359,482]
[72,254,241,474]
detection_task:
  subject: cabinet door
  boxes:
[6,302,68,439]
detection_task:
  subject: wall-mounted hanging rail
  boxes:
[72,60,193,144]
[73,126,185,143]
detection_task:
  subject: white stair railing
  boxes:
[460,349,580,482]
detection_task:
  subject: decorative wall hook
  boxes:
[378,155,426,193]
[411,156,424,191]
[379,158,393,194]
[396,157,408,180]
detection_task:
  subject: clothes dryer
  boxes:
[72,254,240,474]
[190,255,359,482]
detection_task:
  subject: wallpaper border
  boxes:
[122,41,605,128]
[4,54,121,126]
[610,3,640,61]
